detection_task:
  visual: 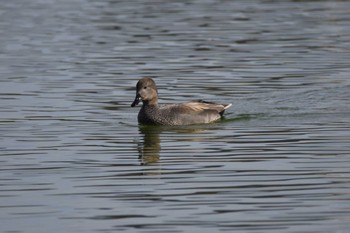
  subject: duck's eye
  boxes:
[143,86,147,89]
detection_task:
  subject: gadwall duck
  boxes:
[131,77,232,125]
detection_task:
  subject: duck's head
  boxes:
[131,77,158,107]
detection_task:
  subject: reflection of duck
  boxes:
[131,77,232,125]
[138,125,161,165]
[138,124,222,165]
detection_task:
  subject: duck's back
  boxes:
[138,100,231,126]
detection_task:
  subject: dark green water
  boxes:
[1,0,350,232]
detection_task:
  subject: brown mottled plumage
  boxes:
[131,77,232,125]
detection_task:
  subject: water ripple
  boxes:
[1,0,350,233]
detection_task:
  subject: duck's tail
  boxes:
[223,103,232,110]
[218,103,232,116]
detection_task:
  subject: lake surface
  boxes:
[1,0,350,232]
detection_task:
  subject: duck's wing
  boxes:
[184,100,232,115]
[157,100,232,125]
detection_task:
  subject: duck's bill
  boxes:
[131,95,141,107]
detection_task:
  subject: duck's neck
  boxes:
[143,99,158,106]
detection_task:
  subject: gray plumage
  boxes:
[131,77,232,126]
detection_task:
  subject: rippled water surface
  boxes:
[1,0,350,232]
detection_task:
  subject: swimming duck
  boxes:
[131,77,232,125]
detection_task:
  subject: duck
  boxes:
[131,77,232,125]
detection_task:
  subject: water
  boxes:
[1,0,350,232]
